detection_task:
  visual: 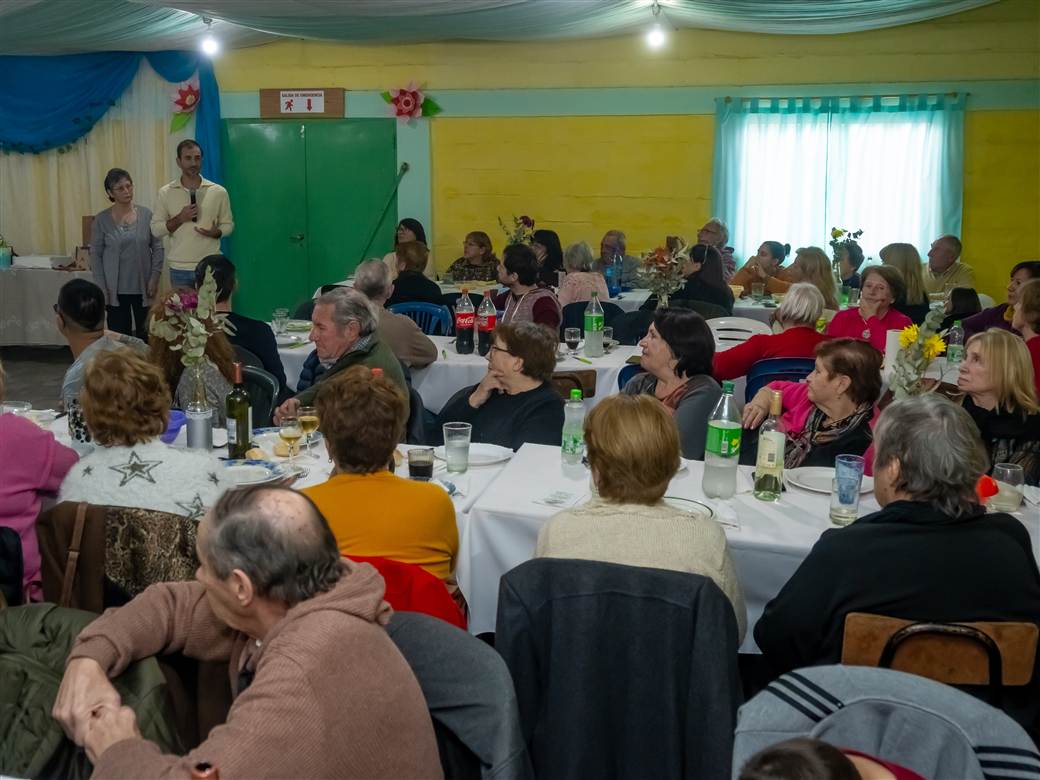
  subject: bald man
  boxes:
[924,234,976,295]
[53,486,441,779]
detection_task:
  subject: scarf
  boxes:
[784,402,873,469]
[657,379,689,413]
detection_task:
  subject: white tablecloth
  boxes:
[731,300,779,325]
[438,283,651,314]
[455,442,1040,652]
[0,267,92,346]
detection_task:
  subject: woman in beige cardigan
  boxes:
[536,393,746,640]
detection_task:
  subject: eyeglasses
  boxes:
[489,344,513,356]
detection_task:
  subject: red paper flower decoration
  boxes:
[174,83,200,114]
[381,82,443,123]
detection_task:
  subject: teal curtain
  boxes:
[713,93,965,264]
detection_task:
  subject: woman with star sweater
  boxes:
[59,349,230,518]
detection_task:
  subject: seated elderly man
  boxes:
[696,217,736,282]
[274,286,405,423]
[352,258,437,369]
[592,229,641,287]
[52,486,442,778]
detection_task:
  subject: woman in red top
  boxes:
[1012,278,1040,396]
[714,283,830,381]
[826,265,912,353]
[740,737,925,780]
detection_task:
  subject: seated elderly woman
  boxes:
[1013,278,1040,395]
[149,288,234,425]
[0,359,78,603]
[957,328,1040,485]
[754,394,1040,685]
[826,265,912,353]
[964,260,1040,338]
[59,348,231,517]
[623,307,721,460]
[303,365,457,581]
[438,321,565,450]
[386,240,443,306]
[445,230,499,283]
[536,394,747,640]
[741,338,881,468]
[557,241,609,307]
[713,283,830,381]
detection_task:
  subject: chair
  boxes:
[670,298,730,320]
[390,302,453,336]
[242,365,279,428]
[707,316,772,349]
[406,385,428,444]
[744,357,816,401]
[441,292,484,313]
[348,556,465,629]
[559,300,625,337]
[732,665,1040,780]
[496,559,741,780]
[0,526,24,607]
[841,612,1039,705]
[551,370,596,400]
[617,362,643,390]
[293,298,316,321]
[233,344,265,370]
[610,310,654,345]
[978,292,996,309]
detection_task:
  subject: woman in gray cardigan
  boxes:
[90,168,164,339]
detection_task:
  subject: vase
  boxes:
[657,293,669,309]
[185,361,213,450]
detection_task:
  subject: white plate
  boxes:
[663,496,715,520]
[285,319,312,332]
[786,467,874,494]
[223,459,289,485]
[252,429,322,459]
[433,442,513,466]
[275,333,305,346]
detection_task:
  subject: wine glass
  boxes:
[298,406,319,457]
[990,463,1025,513]
[279,415,303,472]
[564,327,581,355]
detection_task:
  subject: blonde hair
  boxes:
[880,243,927,305]
[793,247,839,310]
[563,241,594,273]
[82,348,171,446]
[966,329,1040,414]
[1017,278,1040,333]
[584,394,681,505]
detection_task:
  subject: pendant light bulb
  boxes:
[646,2,667,49]
[200,17,220,56]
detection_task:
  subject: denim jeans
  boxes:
[169,267,196,288]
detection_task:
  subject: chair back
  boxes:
[348,556,465,629]
[841,612,1039,701]
[560,301,625,337]
[232,344,265,370]
[406,386,428,444]
[977,292,996,309]
[670,298,730,320]
[0,526,24,607]
[551,370,596,400]
[617,362,644,390]
[242,365,279,428]
[707,316,772,349]
[610,310,654,345]
[293,298,316,321]
[390,302,453,336]
[745,357,816,402]
[440,292,484,313]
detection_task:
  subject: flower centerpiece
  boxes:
[829,227,864,272]
[637,237,689,309]
[889,306,947,400]
[498,214,535,246]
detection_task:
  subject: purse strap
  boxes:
[59,502,89,608]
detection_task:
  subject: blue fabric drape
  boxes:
[0,51,222,182]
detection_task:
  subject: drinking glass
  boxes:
[298,406,319,456]
[835,454,865,484]
[408,448,435,480]
[829,477,861,526]
[564,327,581,354]
[847,288,860,306]
[442,422,472,474]
[603,326,614,345]
[272,308,289,335]
[990,463,1025,512]
[0,400,31,416]
[279,415,303,472]
[751,282,766,301]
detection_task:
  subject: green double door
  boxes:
[222,119,398,319]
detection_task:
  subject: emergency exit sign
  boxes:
[260,88,344,119]
[280,90,324,113]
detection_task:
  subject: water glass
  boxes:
[829,477,861,526]
[603,326,614,344]
[835,454,865,484]
[272,308,289,335]
[408,448,435,480]
[847,288,860,306]
[0,400,31,416]
[990,463,1025,512]
[751,282,766,301]
[442,422,472,474]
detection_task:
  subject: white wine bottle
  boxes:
[225,362,251,459]
[753,390,785,502]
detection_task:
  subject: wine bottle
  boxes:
[226,362,251,459]
[753,390,785,502]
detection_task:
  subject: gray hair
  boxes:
[706,217,729,246]
[352,258,392,300]
[776,283,824,326]
[204,486,344,607]
[563,241,595,273]
[873,394,988,517]
[602,229,627,255]
[316,286,378,337]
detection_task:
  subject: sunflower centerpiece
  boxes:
[890,306,948,400]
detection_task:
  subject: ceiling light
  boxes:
[645,2,667,49]
[200,17,220,56]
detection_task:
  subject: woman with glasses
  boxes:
[437,321,564,450]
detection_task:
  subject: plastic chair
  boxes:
[242,365,279,428]
[560,300,625,337]
[744,357,816,401]
[233,344,264,370]
[617,362,643,390]
[611,310,654,345]
[389,302,453,336]
[670,298,730,320]
[707,316,772,349]
[347,556,466,629]
[977,292,996,309]
[293,298,315,321]
[441,292,483,313]
[405,386,428,445]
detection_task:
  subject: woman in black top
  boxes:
[940,287,982,332]
[532,229,564,288]
[438,321,564,451]
[386,240,443,307]
[677,244,735,314]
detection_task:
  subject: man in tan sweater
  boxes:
[353,258,438,368]
[52,486,442,779]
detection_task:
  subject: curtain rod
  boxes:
[724,91,966,102]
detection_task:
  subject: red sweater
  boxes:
[1028,336,1040,397]
[713,327,830,381]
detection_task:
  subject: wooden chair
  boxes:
[552,370,596,400]
[841,612,1038,705]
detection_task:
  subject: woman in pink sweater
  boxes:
[558,241,609,307]
[0,361,78,602]
[826,265,912,353]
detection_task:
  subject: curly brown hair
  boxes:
[495,321,558,382]
[82,348,170,446]
[396,240,430,273]
[148,288,236,395]
[315,365,408,473]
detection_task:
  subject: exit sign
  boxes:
[260,88,344,119]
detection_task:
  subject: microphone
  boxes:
[189,189,197,222]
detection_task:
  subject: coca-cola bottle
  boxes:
[477,290,497,356]
[455,289,475,354]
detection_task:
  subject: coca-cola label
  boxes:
[456,312,475,330]
[478,313,497,332]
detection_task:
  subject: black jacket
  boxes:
[436,382,564,451]
[963,395,1040,486]
[387,271,444,307]
[226,312,290,401]
[755,500,1040,679]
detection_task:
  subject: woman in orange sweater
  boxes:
[303,365,457,580]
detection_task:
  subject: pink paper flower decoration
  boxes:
[390,82,424,119]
